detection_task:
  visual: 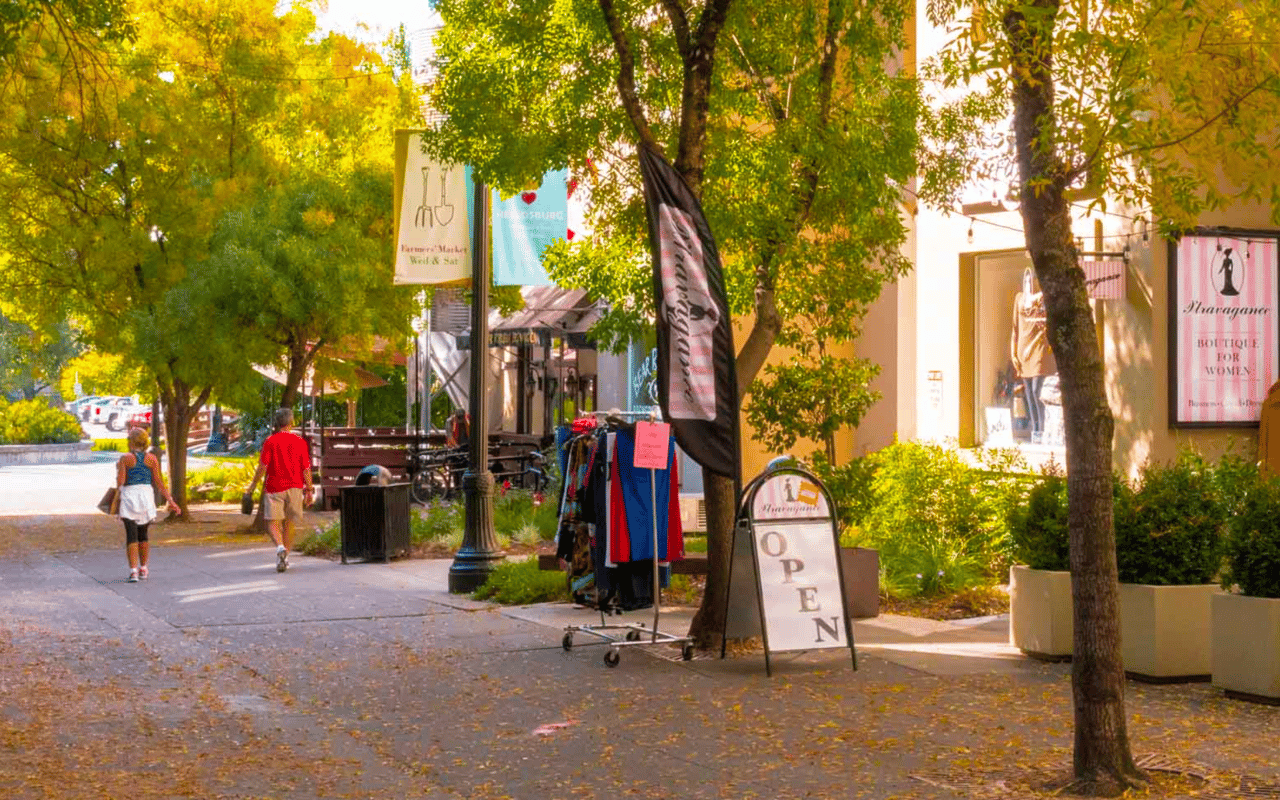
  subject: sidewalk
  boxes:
[1,539,1276,799]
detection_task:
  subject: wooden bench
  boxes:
[309,428,434,510]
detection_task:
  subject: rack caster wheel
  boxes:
[603,650,621,668]
[682,644,695,661]
[625,630,641,642]
[562,633,573,651]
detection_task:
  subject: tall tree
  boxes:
[429,0,918,647]
[0,315,80,400]
[921,0,1280,791]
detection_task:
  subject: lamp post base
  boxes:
[448,469,503,594]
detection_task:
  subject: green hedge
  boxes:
[825,440,1036,598]
[471,557,568,605]
[1224,474,1280,598]
[0,399,83,445]
[1116,451,1225,586]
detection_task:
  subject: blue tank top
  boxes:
[125,451,152,486]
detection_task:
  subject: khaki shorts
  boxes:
[263,488,305,523]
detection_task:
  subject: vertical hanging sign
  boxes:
[637,143,739,480]
[1170,231,1280,426]
[393,130,475,285]
[492,169,569,286]
[722,466,856,676]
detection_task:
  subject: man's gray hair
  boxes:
[273,407,294,432]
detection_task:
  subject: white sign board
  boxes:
[394,132,472,285]
[753,520,849,651]
[723,468,856,673]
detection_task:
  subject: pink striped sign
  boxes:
[1173,234,1279,425]
[1082,259,1125,299]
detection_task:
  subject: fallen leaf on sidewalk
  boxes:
[531,720,579,736]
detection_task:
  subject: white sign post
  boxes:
[723,467,856,675]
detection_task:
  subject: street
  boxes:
[0,466,1277,799]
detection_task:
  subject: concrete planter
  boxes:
[1009,565,1073,659]
[0,441,93,466]
[1212,592,1280,703]
[839,547,879,619]
[1118,582,1215,682]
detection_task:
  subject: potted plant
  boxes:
[1114,451,1225,682]
[1008,473,1073,659]
[1213,470,1280,702]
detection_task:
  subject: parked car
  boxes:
[104,399,148,432]
[87,397,127,424]
[66,395,101,419]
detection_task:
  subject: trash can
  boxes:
[339,482,411,564]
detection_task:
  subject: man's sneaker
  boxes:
[138,566,148,581]
[127,569,139,583]
[276,548,288,573]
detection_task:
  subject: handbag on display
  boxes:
[97,487,117,515]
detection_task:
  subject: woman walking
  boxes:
[111,427,181,582]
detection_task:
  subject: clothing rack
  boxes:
[557,412,694,666]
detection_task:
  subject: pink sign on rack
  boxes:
[632,421,671,470]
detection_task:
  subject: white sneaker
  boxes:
[127,569,139,583]
[276,547,288,573]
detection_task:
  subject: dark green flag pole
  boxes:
[449,178,503,592]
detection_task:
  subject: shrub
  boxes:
[411,501,465,546]
[1116,451,1225,586]
[92,438,128,452]
[493,488,558,542]
[1223,475,1280,598]
[0,399,83,444]
[186,461,257,503]
[810,451,876,530]
[857,440,1034,597]
[471,557,569,605]
[1010,475,1070,571]
[297,520,341,556]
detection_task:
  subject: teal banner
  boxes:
[492,169,568,286]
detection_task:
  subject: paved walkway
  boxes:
[1,530,1277,799]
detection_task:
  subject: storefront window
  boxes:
[975,254,1065,449]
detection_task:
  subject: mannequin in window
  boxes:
[1010,268,1057,443]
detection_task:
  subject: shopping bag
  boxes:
[97,487,117,515]
[240,491,255,515]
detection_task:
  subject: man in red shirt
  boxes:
[247,408,313,572]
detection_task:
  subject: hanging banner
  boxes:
[393,130,474,285]
[1082,258,1125,300]
[493,169,569,286]
[723,466,856,676]
[1170,230,1280,426]
[637,142,739,479]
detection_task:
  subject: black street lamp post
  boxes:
[449,179,503,592]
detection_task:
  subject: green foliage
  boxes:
[92,438,127,452]
[1009,475,1070,572]
[0,315,79,401]
[1116,451,1226,586]
[0,399,83,444]
[410,501,465,547]
[810,451,877,531]
[186,461,257,504]
[493,489,559,542]
[857,440,1034,597]
[297,520,342,557]
[1224,474,1280,599]
[471,557,569,605]
[429,0,920,460]
[746,356,881,457]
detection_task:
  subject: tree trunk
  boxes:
[158,378,210,516]
[688,470,737,648]
[1004,0,1143,791]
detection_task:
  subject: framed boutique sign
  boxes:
[1169,229,1280,427]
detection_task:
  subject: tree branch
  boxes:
[597,0,660,152]
[1114,78,1272,161]
[660,0,691,62]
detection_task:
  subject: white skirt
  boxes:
[118,483,158,525]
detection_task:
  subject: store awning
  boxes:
[455,287,603,350]
[252,363,388,397]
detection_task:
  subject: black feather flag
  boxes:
[637,142,740,480]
